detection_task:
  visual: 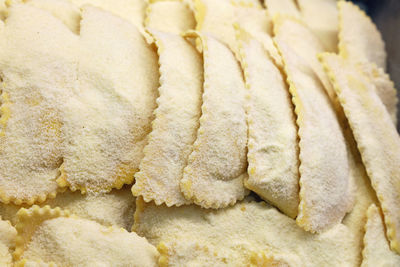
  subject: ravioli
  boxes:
[357,62,398,125]
[361,204,400,266]
[25,0,81,33]
[338,1,386,70]
[236,27,299,218]
[342,136,378,265]
[69,0,147,29]
[134,197,358,266]
[320,53,400,253]
[180,31,248,209]
[275,39,352,233]
[193,0,238,55]
[233,3,282,68]
[231,0,262,8]
[14,205,159,266]
[273,16,337,102]
[0,4,77,204]
[264,0,300,18]
[132,29,203,207]
[0,218,16,267]
[46,186,135,230]
[297,0,338,52]
[1,187,135,230]
[145,0,195,34]
[58,6,159,193]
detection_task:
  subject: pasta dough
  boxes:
[145,0,195,34]
[361,204,400,266]
[132,29,203,206]
[134,197,359,266]
[0,3,77,205]
[342,136,378,265]
[297,0,338,52]
[320,52,400,253]
[0,187,135,230]
[338,1,386,70]
[193,0,239,57]
[14,205,159,266]
[275,39,352,233]
[233,3,282,68]
[337,1,397,125]
[236,27,299,218]
[273,17,337,102]
[264,0,300,18]
[58,5,159,193]
[0,218,16,267]
[25,0,81,33]
[180,31,248,209]
[69,0,147,29]
[357,62,398,125]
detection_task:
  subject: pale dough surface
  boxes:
[276,39,352,233]
[134,197,358,267]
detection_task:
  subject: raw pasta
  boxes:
[275,39,352,233]
[361,204,400,266]
[132,29,202,206]
[236,27,299,218]
[14,205,159,266]
[320,52,400,253]
[180,31,248,209]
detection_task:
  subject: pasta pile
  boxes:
[0,0,399,266]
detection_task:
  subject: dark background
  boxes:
[351,0,400,131]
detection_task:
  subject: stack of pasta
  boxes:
[0,0,399,266]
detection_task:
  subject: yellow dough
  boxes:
[342,133,378,265]
[0,218,16,267]
[134,197,359,266]
[24,0,81,33]
[361,204,400,266]
[145,0,195,34]
[132,29,203,206]
[0,3,76,205]
[0,0,397,265]
[357,62,398,125]
[69,0,147,29]
[321,52,400,253]
[264,0,300,18]
[275,39,353,233]
[180,31,248,209]
[236,27,299,218]
[14,205,159,266]
[0,187,135,230]
[193,0,238,56]
[297,0,338,52]
[234,3,282,67]
[273,16,337,102]
[338,1,386,70]
[58,6,159,193]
